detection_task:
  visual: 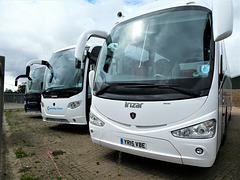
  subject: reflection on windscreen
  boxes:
[96,9,212,83]
[43,48,83,91]
[94,7,214,100]
[26,67,45,93]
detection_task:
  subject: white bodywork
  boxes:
[90,56,219,167]
[41,45,93,125]
[41,88,88,124]
[77,0,233,167]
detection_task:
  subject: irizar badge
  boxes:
[130,112,136,119]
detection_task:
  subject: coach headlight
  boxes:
[171,119,216,139]
[89,112,105,127]
[68,100,82,109]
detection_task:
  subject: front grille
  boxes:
[45,118,69,123]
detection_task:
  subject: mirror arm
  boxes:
[15,74,28,86]
[16,59,53,86]
[75,30,108,62]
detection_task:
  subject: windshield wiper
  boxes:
[43,86,65,93]
[95,83,125,96]
[95,85,111,96]
[95,82,199,97]
[122,84,199,97]
[59,87,81,93]
[156,85,200,97]
[44,86,81,93]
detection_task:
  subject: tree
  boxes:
[17,83,26,93]
[4,88,13,93]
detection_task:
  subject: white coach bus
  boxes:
[75,0,233,167]
[41,45,102,124]
[26,44,101,125]
[15,66,45,113]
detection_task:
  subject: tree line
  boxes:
[4,82,26,93]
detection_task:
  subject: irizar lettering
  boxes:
[125,102,143,108]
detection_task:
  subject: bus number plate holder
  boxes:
[120,138,147,149]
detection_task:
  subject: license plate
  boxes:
[120,138,147,149]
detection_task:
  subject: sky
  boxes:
[0,0,239,91]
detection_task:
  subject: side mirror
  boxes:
[75,58,81,69]
[89,70,95,90]
[213,0,233,41]
[89,46,102,64]
[41,82,43,90]
[26,66,30,77]
[75,30,108,63]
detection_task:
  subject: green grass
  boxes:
[14,109,24,112]
[4,110,12,119]
[19,166,32,173]
[117,151,122,176]
[15,146,28,158]
[15,146,35,158]
[20,173,40,180]
[5,110,24,130]
[49,168,55,175]
[24,144,35,147]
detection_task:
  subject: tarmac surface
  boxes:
[3,103,24,111]
[0,103,240,180]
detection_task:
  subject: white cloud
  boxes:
[4,72,19,91]
[0,0,150,90]
[0,0,239,91]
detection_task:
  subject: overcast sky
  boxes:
[0,0,239,91]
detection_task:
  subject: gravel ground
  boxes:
[0,105,240,180]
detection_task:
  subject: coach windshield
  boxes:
[94,6,214,101]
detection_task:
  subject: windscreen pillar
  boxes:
[0,56,5,164]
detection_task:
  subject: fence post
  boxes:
[0,56,5,164]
